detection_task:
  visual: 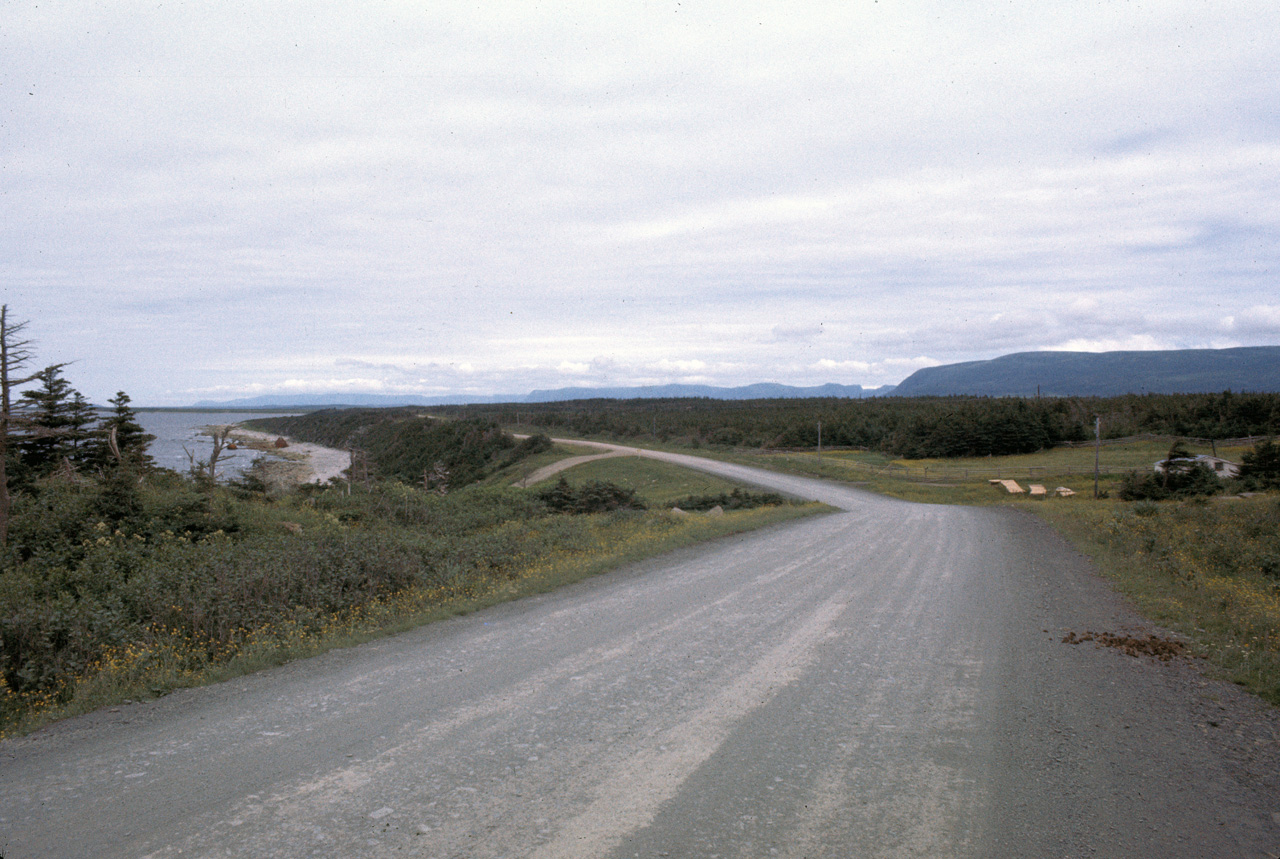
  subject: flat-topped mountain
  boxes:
[893,346,1280,397]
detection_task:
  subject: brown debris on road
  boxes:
[1062,630,1187,661]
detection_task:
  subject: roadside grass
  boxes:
[482,441,607,488]
[1035,495,1280,705]
[528,455,763,507]
[0,460,825,738]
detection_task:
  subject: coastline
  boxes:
[220,427,351,486]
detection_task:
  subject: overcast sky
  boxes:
[3,2,1278,405]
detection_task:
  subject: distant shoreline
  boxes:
[223,427,350,486]
[135,407,312,414]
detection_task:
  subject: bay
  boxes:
[134,410,302,479]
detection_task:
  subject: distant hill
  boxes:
[892,347,1280,397]
[190,382,892,409]
[521,382,885,402]
[190,393,467,409]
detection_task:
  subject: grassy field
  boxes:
[687,438,1252,506]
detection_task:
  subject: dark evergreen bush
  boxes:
[537,478,646,514]
[1118,463,1223,501]
[1240,439,1280,489]
[669,488,785,511]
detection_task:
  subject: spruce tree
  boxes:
[16,365,80,475]
[66,391,100,466]
[0,305,47,544]
[95,391,156,470]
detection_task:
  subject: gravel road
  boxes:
[2,455,1279,858]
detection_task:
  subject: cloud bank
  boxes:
[2,2,1278,404]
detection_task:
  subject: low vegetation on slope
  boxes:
[0,453,816,737]
[247,409,552,490]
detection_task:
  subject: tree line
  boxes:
[0,306,154,544]
[434,390,1280,458]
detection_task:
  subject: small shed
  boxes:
[1154,455,1238,479]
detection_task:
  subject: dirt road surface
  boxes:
[3,453,1279,857]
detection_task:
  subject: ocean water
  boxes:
[134,411,302,479]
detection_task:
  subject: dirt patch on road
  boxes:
[1062,630,1187,661]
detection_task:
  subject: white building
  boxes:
[1154,455,1240,479]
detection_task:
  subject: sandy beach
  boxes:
[221,427,351,486]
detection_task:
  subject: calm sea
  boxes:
[134,411,302,478]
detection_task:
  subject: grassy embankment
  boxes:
[0,443,822,738]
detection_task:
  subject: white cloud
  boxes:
[1043,335,1168,353]
[3,3,1279,403]
[1223,305,1280,337]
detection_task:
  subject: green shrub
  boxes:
[1118,463,1222,501]
[1240,439,1280,490]
[537,478,646,514]
[668,487,786,511]
[500,433,553,467]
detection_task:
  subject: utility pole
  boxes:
[1093,415,1101,499]
[817,421,822,471]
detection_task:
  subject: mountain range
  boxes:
[190,382,886,409]
[187,346,1280,408]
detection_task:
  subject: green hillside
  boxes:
[894,347,1280,397]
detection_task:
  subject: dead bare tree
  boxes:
[183,426,233,483]
[207,426,231,482]
[107,425,122,465]
[424,460,450,495]
[348,447,372,491]
[0,305,57,545]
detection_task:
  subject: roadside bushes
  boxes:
[1117,464,1224,501]
[1240,440,1280,490]
[0,479,561,707]
[537,478,646,514]
[1,527,418,695]
[3,470,744,722]
[668,488,787,511]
